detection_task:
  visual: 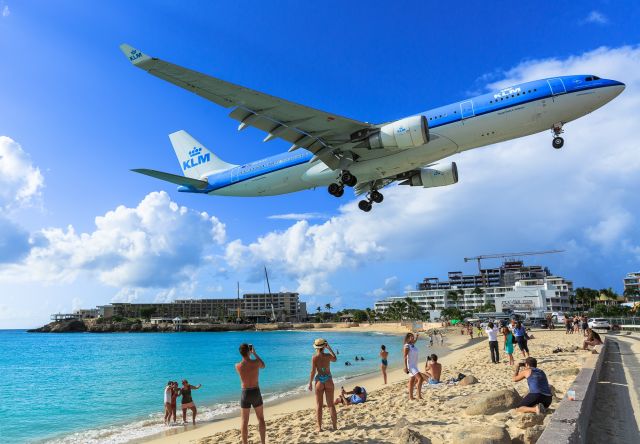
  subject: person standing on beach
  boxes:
[502,326,515,366]
[180,379,202,425]
[163,381,173,425]
[513,322,530,358]
[170,381,180,424]
[485,322,500,364]
[403,333,425,400]
[308,338,338,432]
[235,343,266,444]
[380,345,389,384]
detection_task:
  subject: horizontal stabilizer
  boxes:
[131,169,209,189]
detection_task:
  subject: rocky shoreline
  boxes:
[27,319,357,333]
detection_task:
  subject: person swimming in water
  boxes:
[308,338,338,432]
[380,345,389,384]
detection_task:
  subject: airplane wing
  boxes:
[120,44,375,170]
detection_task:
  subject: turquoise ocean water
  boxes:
[0,329,403,443]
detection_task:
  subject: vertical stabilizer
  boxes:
[169,130,237,179]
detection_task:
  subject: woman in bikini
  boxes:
[380,345,389,384]
[308,338,338,432]
[502,326,515,365]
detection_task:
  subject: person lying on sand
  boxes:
[424,354,442,384]
[335,385,367,406]
[513,357,552,414]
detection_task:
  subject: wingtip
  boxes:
[119,43,151,65]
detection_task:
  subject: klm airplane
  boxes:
[121,44,624,212]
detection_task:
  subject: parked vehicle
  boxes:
[588,318,611,330]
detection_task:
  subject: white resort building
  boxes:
[374,261,574,317]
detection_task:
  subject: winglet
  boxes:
[119,43,152,66]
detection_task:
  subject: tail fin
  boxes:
[169,130,237,179]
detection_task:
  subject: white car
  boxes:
[588,318,611,330]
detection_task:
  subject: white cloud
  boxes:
[224,45,640,295]
[0,136,44,210]
[1,5,9,18]
[0,191,226,289]
[582,11,608,25]
[268,212,328,221]
[367,276,400,298]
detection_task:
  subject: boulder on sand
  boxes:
[452,425,510,444]
[458,375,478,386]
[465,388,522,415]
[548,367,579,378]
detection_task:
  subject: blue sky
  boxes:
[1,1,640,328]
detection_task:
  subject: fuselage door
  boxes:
[460,100,475,119]
[547,78,566,96]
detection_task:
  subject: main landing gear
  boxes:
[551,123,564,149]
[358,190,384,212]
[327,171,358,198]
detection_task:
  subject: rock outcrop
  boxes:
[464,388,522,415]
[451,425,510,444]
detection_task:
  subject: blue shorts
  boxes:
[350,394,364,404]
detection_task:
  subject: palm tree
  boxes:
[446,290,459,308]
[365,307,375,322]
[316,306,321,314]
[472,287,484,311]
[325,303,332,313]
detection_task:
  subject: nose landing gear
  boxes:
[551,123,564,149]
[358,190,384,212]
[327,170,357,198]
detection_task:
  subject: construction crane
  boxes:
[464,250,565,286]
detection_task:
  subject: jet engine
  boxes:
[353,115,429,150]
[401,162,458,188]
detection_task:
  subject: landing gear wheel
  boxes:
[370,190,384,203]
[334,186,344,198]
[328,183,341,196]
[552,137,564,149]
[341,171,357,187]
[358,200,372,212]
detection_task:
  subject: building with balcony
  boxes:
[623,272,640,301]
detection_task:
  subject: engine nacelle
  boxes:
[402,162,458,188]
[359,115,429,150]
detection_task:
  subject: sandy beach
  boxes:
[143,327,588,444]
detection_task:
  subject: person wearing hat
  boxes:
[308,338,338,431]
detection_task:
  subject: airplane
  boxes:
[120,44,625,212]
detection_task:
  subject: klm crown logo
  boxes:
[183,146,210,171]
[396,126,408,134]
[129,49,142,62]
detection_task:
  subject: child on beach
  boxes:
[308,338,338,432]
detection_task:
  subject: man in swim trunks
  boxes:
[424,354,442,384]
[235,343,266,444]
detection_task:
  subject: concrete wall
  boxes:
[538,338,608,443]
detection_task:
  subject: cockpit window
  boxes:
[593,75,601,80]
[585,76,593,81]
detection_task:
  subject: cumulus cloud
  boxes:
[1,5,9,18]
[367,276,401,298]
[0,191,226,290]
[224,45,640,295]
[0,136,44,210]
[582,11,608,25]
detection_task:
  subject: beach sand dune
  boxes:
[151,329,588,444]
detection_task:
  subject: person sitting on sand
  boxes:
[163,381,173,425]
[583,329,603,350]
[236,343,266,444]
[513,357,552,414]
[403,332,426,400]
[380,345,389,384]
[424,354,442,384]
[335,385,367,406]
[180,379,202,425]
[308,338,338,432]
